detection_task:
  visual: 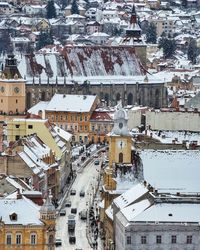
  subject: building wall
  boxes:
[6,120,62,158]
[0,79,26,114]
[108,136,132,166]
[45,111,91,143]
[116,223,200,250]
[0,225,48,250]
[146,110,200,132]
[25,82,168,110]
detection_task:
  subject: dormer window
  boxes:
[10,212,17,221]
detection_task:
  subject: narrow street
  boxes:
[56,158,102,250]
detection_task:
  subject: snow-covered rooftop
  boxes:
[45,94,97,112]
[141,150,200,193]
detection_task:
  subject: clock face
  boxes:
[117,140,125,149]
[14,87,20,93]
[119,122,123,129]
[0,86,4,93]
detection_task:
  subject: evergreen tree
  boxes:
[46,0,57,19]
[181,0,187,8]
[36,31,54,50]
[158,37,176,59]
[187,39,197,64]
[146,23,157,44]
[71,0,79,14]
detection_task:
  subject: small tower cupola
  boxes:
[111,102,130,136]
[40,190,56,221]
[2,55,22,79]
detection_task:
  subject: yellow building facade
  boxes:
[0,55,26,115]
[0,191,56,250]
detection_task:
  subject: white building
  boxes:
[146,108,200,132]
[113,150,200,250]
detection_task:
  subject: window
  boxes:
[51,115,54,120]
[66,115,67,121]
[71,115,73,122]
[80,125,82,131]
[15,124,20,128]
[16,234,22,245]
[119,153,123,163]
[1,99,3,103]
[127,236,131,244]
[92,125,95,131]
[85,116,87,121]
[171,235,176,244]
[28,125,33,129]
[141,236,147,244]
[16,109,18,113]
[55,115,58,121]
[85,126,87,131]
[15,135,20,140]
[49,235,54,244]
[187,235,192,244]
[75,126,77,131]
[60,115,62,121]
[156,235,162,244]
[16,99,18,103]
[6,234,12,245]
[80,115,82,121]
[30,233,37,245]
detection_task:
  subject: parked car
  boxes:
[71,208,77,214]
[70,189,76,195]
[55,238,62,246]
[79,210,87,220]
[59,209,66,216]
[79,190,85,197]
[69,235,76,244]
[65,200,72,207]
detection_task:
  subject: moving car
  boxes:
[70,189,76,195]
[94,160,100,165]
[71,208,77,214]
[69,235,76,244]
[65,200,72,207]
[59,209,66,216]
[55,238,62,246]
[79,190,85,197]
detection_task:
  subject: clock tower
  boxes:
[0,55,26,115]
[101,103,143,248]
[108,103,132,166]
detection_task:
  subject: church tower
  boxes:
[121,4,147,68]
[0,55,26,115]
[40,190,56,250]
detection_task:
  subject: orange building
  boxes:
[44,94,99,143]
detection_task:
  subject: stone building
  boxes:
[6,46,168,110]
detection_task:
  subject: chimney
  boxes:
[16,188,22,199]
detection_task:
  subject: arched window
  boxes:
[26,92,32,109]
[119,153,123,163]
[127,93,133,105]
[41,91,46,101]
[155,89,160,108]
[116,93,121,102]
[104,93,109,106]
[30,233,37,245]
